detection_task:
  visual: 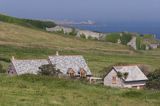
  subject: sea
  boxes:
[71,22,160,39]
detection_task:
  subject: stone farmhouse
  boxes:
[77,30,106,40]
[8,53,92,78]
[103,65,148,89]
[46,26,106,40]
[46,26,73,34]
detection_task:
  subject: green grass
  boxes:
[1,23,159,72]
[0,74,160,106]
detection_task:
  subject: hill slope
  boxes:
[0,74,160,106]
[0,22,160,74]
[0,18,160,106]
[0,14,56,29]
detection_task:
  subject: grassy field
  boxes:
[0,74,160,106]
[0,22,160,74]
[0,22,160,106]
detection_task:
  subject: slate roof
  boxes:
[113,65,148,82]
[12,59,49,75]
[48,55,92,75]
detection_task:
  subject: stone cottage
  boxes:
[8,53,92,78]
[103,65,148,89]
[77,30,106,40]
[46,26,73,34]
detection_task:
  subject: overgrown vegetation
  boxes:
[69,28,77,36]
[146,68,160,90]
[105,33,120,43]
[120,33,132,45]
[0,14,56,29]
[0,74,160,106]
[39,64,62,77]
[136,36,142,50]
[105,33,132,45]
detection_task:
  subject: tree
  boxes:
[39,64,62,77]
[123,72,129,79]
[146,68,160,90]
[117,72,123,78]
[69,28,77,36]
[117,72,128,79]
[120,33,132,45]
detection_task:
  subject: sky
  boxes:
[0,0,160,23]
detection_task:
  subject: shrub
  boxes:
[105,33,120,43]
[146,68,160,90]
[136,36,142,50]
[80,34,86,39]
[69,28,77,36]
[39,64,62,77]
[120,33,132,45]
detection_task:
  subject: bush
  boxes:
[69,28,77,36]
[120,33,132,45]
[146,68,160,90]
[80,34,86,39]
[39,64,62,77]
[105,33,120,43]
[136,36,142,50]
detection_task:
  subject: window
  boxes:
[67,68,75,77]
[112,76,117,84]
[79,68,86,78]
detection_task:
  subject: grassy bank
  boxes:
[0,74,160,106]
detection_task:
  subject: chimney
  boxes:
[11,56,15,60]
[56,51,59,56]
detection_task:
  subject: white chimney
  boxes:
[56,51,59,56]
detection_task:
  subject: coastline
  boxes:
[69,24,160,39]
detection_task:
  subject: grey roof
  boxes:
[113,65,148,82]
[12,59,49,75]
[48,55,92,75]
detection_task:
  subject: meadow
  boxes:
[0,74,160,106]
[0,22,160,106]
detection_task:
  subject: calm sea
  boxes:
[72,23,160,39]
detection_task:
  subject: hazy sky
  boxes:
[0,0,160,23]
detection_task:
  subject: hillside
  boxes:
[0,74,160,106]
[0,14,56,29]
[0,22,160,74]
[0,19,160,105]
